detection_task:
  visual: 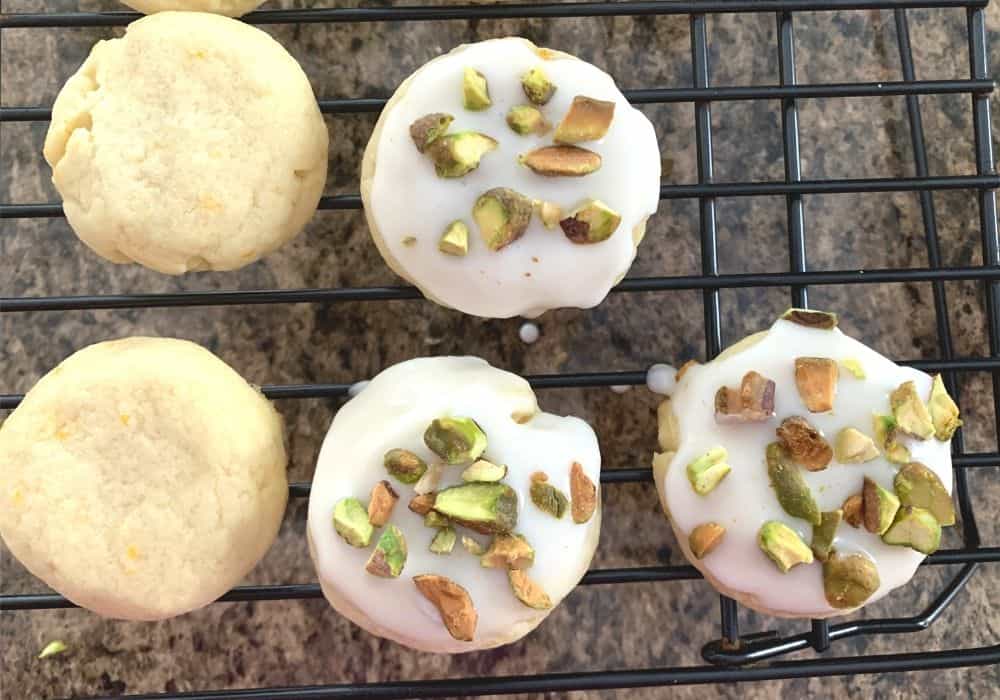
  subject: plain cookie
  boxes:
[120,0,267,18]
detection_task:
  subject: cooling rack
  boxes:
[1,1,999,698]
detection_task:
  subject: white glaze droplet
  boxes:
[348,380,370,397]
[519,322,540,344]
[610,385,631,394]
[646,364,677,395]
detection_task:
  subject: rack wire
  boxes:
[1,1,998,697]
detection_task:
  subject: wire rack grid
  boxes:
[1,1,999,698]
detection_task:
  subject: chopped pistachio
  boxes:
[521,66,556,105]
[408,492,436,516]
[559,199,621,244]
[686,446,731,496]
[766,442,822,526]
[461,459,507,482]
[424,511,452,529]
[882,506,941,554]
[424,416,487,464]
[840,358,866,379]
[461,535,486,555]
[430,527,457,554]
[758,520,814,573]
[842,493,864,528]
[413,462,444,496]
[811,510,842,562]
[689,522,726,559]
[536,200,563,229]
[433,482,518,534]
[894,462,955,526]
[794,357,838,412]
[928,374,962,441]
[462,67,492,110]
[473,188,533,251]
[834,427,879,463]
[508,569,553,609]
[823,553,880,609]
[519,145,602,177]
[383,448,428,484]
[570,461,598,524]
[402,235,417,247]
[438,220,470,257]
[38,640,68,659]
[776,416,833,471]
[365,525,407,577]
[863,476,900,535]
[409,112,454,153]
[890,380,935,440]
[780,308,838,329]
[413,574,477,641]
[368,480,399,527]
[333,497,374,547]
[554,95,615,143]
[873,413,911,464]
[506,105,550,135]
[715,370,776,423]
[530,481,569,518]
[426,132,498,178]
[481,533,535,570]
[530,471,548,483]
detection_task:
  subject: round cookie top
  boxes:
[307,356,602,652]
[0,338,288,620]
[43,12,328,274]
[363,37,661,318]
[120,0,266,17]
[656,312,959,617]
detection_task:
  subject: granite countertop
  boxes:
[2,2,999,698]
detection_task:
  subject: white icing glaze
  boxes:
[518,322,540,344]
[368,38,661,318]
[307,356,601,652]
[661,319,952,617]
[646,364,677,395]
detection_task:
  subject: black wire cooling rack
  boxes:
[1,1,999,698]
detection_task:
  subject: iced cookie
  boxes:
[652,310,961,618]
[360,37,661,318]
[43,12,328,274]
[120,0,266,17]
[307,356,602,652]
[0,338,288,620]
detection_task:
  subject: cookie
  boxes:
[43,12,328,274]
[653,310,960,618]
[307,356,602,652]
[0,338,288,620]
[120,0,266,18]
[361,37,660,318]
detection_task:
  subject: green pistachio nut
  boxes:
[383,448,428,484]
[426,131,498,178]
[780,308,838,330]
[519,145,601,177]
[689,522,726,559]
[535,200,562,229]
[928,374,962,441]
[890,380,935,440]
[559,199,621,244]
[862,476,901,535]
[758,520,814,573]
[461,459,507,482]
[438,220,470,257]
[766,442,822,526]
[686,446,731,496]
[333,497,374,547]
[461,535,486,555]
[424,511,452,529]
[554,95,615,143]
[894,462,955,526]
[409,112,454,153]
[365,525,407,577]
[480,533,535,570]
[840,358,866,379]
[521,66,556,105]
[882,505,942,554]
[530,481,569,518]
[462,67,492,110]
[823,552,880,609]
[432,482,518,534]
[429,527,457,555]
[506,105,550,135]
[872,413,911,464]
[811,510,843,563]
[508,569,553,609]
[423,416,487,464]
[473,187,533,251]
[833,427,879,463]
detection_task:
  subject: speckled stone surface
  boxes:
[2,3,999,699]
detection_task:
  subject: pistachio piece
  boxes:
[365,525,407,578]
[408,492,436,516]
[872,413,911,463]
[384,448,428,484]
[766,442,822,526]
[438,220,470,257]
[862,476,901,535]
[473,187,533,251]
[685,446,731,496]
[333,497,374,547]
[833,427,879,463]
[554,95,615,143]
[413,574,477,642]
[794,357,838,412]
[462,67,491,110]
[894,462,955,526]
[559,199,621,244]
[38,640,68,660]
[426,132,498,178]
[402,235,417,247]
[508,569,553,610]
[811,510,842,562]
[530,480,569,518]
[840,358,866,379]
[424,416,487,464]
[536,200,563,229]
[758,520,814,573]
[432,482,518,534]
[409,112,454,153]
[823,552,880,609]
[928,374,962,440]
[570,461,597,524]
[424,511,452,529]
[430,527,457,554]
[842,493,864,528]
[521,66,556,105]
[461,535,486,555]
[882,506,942,554]
[890,380,935,440]
[413,463,444,496]
[776,416,833,471]
[520,145,602,177]
[368,480,399,528]
[506,105,550,135]
[461,459,507,482]
[481,533,535,570]
[714,370,776,423]
[689,522,726,559]
[780,308,838,329]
